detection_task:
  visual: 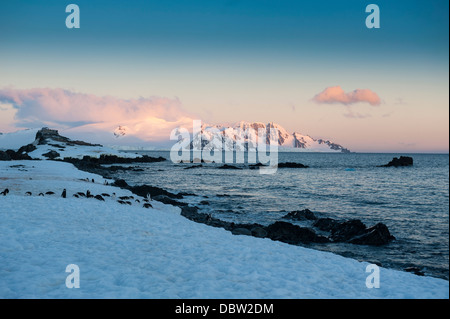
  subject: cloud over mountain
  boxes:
[313,86,381,106]
[0,87,193,128]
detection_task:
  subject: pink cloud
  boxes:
[313,86,381,106]
[0,87,193,128]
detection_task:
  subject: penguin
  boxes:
[117,200,126,205]
[45,191,55,195]
[143,203,153,209]
[76,192,86,197]
[1,189,9,196]
[38,193,44,196]
[124,201,132,206]
[101,193,110,197]
[146,193,151,202]
[25,191,32,196]
[86,190,93,198]
[94,195,105,201]
[73,194,80,198]
[135,199,140,203]
[61,189,67,198]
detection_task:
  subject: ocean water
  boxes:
[113,152,449,280]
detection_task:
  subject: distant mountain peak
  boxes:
[193,121,350,153]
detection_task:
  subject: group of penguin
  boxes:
[0,187,153,209]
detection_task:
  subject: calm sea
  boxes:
[114,152,449,280]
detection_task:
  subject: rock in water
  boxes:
[277,162,309,168]
[313,218,341,232]
[282,209,317,221]
[266,221,329,245]
[349,223,395,246]
[379,156,413,167]
[330,219,367,242]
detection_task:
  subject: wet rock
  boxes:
[128,184,183,199]
[251,227,268,238]
[349,223,395,246]
[184,164,203,169]
[231,228,252,236]
[248,163,266,169]
[218,164,242,169]
[277,162,309,168]
[404,267,425,276]
[379,156,413,167]
[152,195,188,207]
[282,209,317,221]
[313,218,341,232]
[112,179,129,188]
[330,219,367,242]
[266,221,329,245]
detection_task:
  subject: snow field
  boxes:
[0,161,448,298]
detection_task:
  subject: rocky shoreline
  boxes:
[1,128,422,275]
[69,159,396,248]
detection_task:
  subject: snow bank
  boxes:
[0,161,448,298]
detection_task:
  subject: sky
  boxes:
[0,0,448,152]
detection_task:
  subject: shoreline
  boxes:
[0,159,448,298]
[65,156,446,281]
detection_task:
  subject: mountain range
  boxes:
[1,121,350,153]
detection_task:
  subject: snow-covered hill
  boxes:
[0,127,139,159]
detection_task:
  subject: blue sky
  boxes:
[0,0,448,151]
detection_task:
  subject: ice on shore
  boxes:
[0,160,448,298]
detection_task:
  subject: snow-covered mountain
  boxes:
[1,121,350,152]
[184,121,350,153]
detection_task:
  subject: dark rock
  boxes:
[0,151,11,161]
[178,192,197,197]
[277,162,309,168]
[17,144,37,154]
[42,150,60,159]
[112,179,129,188]
[330,219,367,242]
[217,164,242,169]
[404,267,425,276]
[128,184,183,199]
[283,209,317,221]
[379,156,413,167]
[266,221,329,245]
[349,223,395,246]
[231,228,252,236]
[152,195,188,207]
[36,127,102,147]
[184,164,203,169]
[3,149,32,160]
[251,227,268,238]
[248,163,266,169]
[313,218,341,232]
